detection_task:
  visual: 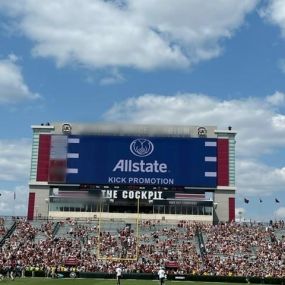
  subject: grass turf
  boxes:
[0,278,253,285]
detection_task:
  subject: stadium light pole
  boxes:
[97,198,104,260]
[136,198,140,260]
[35,206,39,220]
[238,210,242,223]
[45,198,49,220]
[137,197,140,215]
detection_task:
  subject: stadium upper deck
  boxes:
[28,123,236,223]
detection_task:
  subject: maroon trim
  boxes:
[36,134,51,181]
[27,192,35,220]
[217,139,229,186]
[229,197,235,222]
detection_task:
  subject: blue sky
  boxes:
[0,0,285,222]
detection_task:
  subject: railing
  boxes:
[0,221,16,247]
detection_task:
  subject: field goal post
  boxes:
[97,198,141,262]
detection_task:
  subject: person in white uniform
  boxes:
[158,267,166,285]
[116,265,122,285]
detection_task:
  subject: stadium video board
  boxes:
[59,135,217,188]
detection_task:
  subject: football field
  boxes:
[0,278,258,285]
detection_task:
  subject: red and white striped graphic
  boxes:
[53,190,89,198]
[175,193,205,200]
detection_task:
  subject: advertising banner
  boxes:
[65,135,217,187]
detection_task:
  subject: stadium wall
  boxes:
[48,211,213,223]
[28,184,49,219]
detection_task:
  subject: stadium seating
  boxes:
[0,218,283,278]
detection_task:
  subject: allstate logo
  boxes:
[130,139,154,157]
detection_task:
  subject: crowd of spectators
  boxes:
[0,218,284,279]
[202,222,284,277]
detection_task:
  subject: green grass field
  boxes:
[0,278,258,285]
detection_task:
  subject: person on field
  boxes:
[9,265,15,281]
[116,265,122,285]
[158,266,166,285]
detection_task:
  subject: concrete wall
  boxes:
[29,184,49,219]
[48,211,213,223]
[213,189,235,223]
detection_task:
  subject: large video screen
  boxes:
[60,135,217,187]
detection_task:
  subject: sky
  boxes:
[0,0,285,222]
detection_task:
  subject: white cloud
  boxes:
[0,186,28,216]
[260,0,285,37]
[0,139,31,181]
[100,68,125,85]
[104,92,285,197]
[275,207,285,218]
[0,139,31,216]
[261,2,285,77]
[266,91,285,106]
[272,114,285,129]
[104,92,285,157]
[0,0,258,70]
[237,159,285,195]
[0,55,40,104]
